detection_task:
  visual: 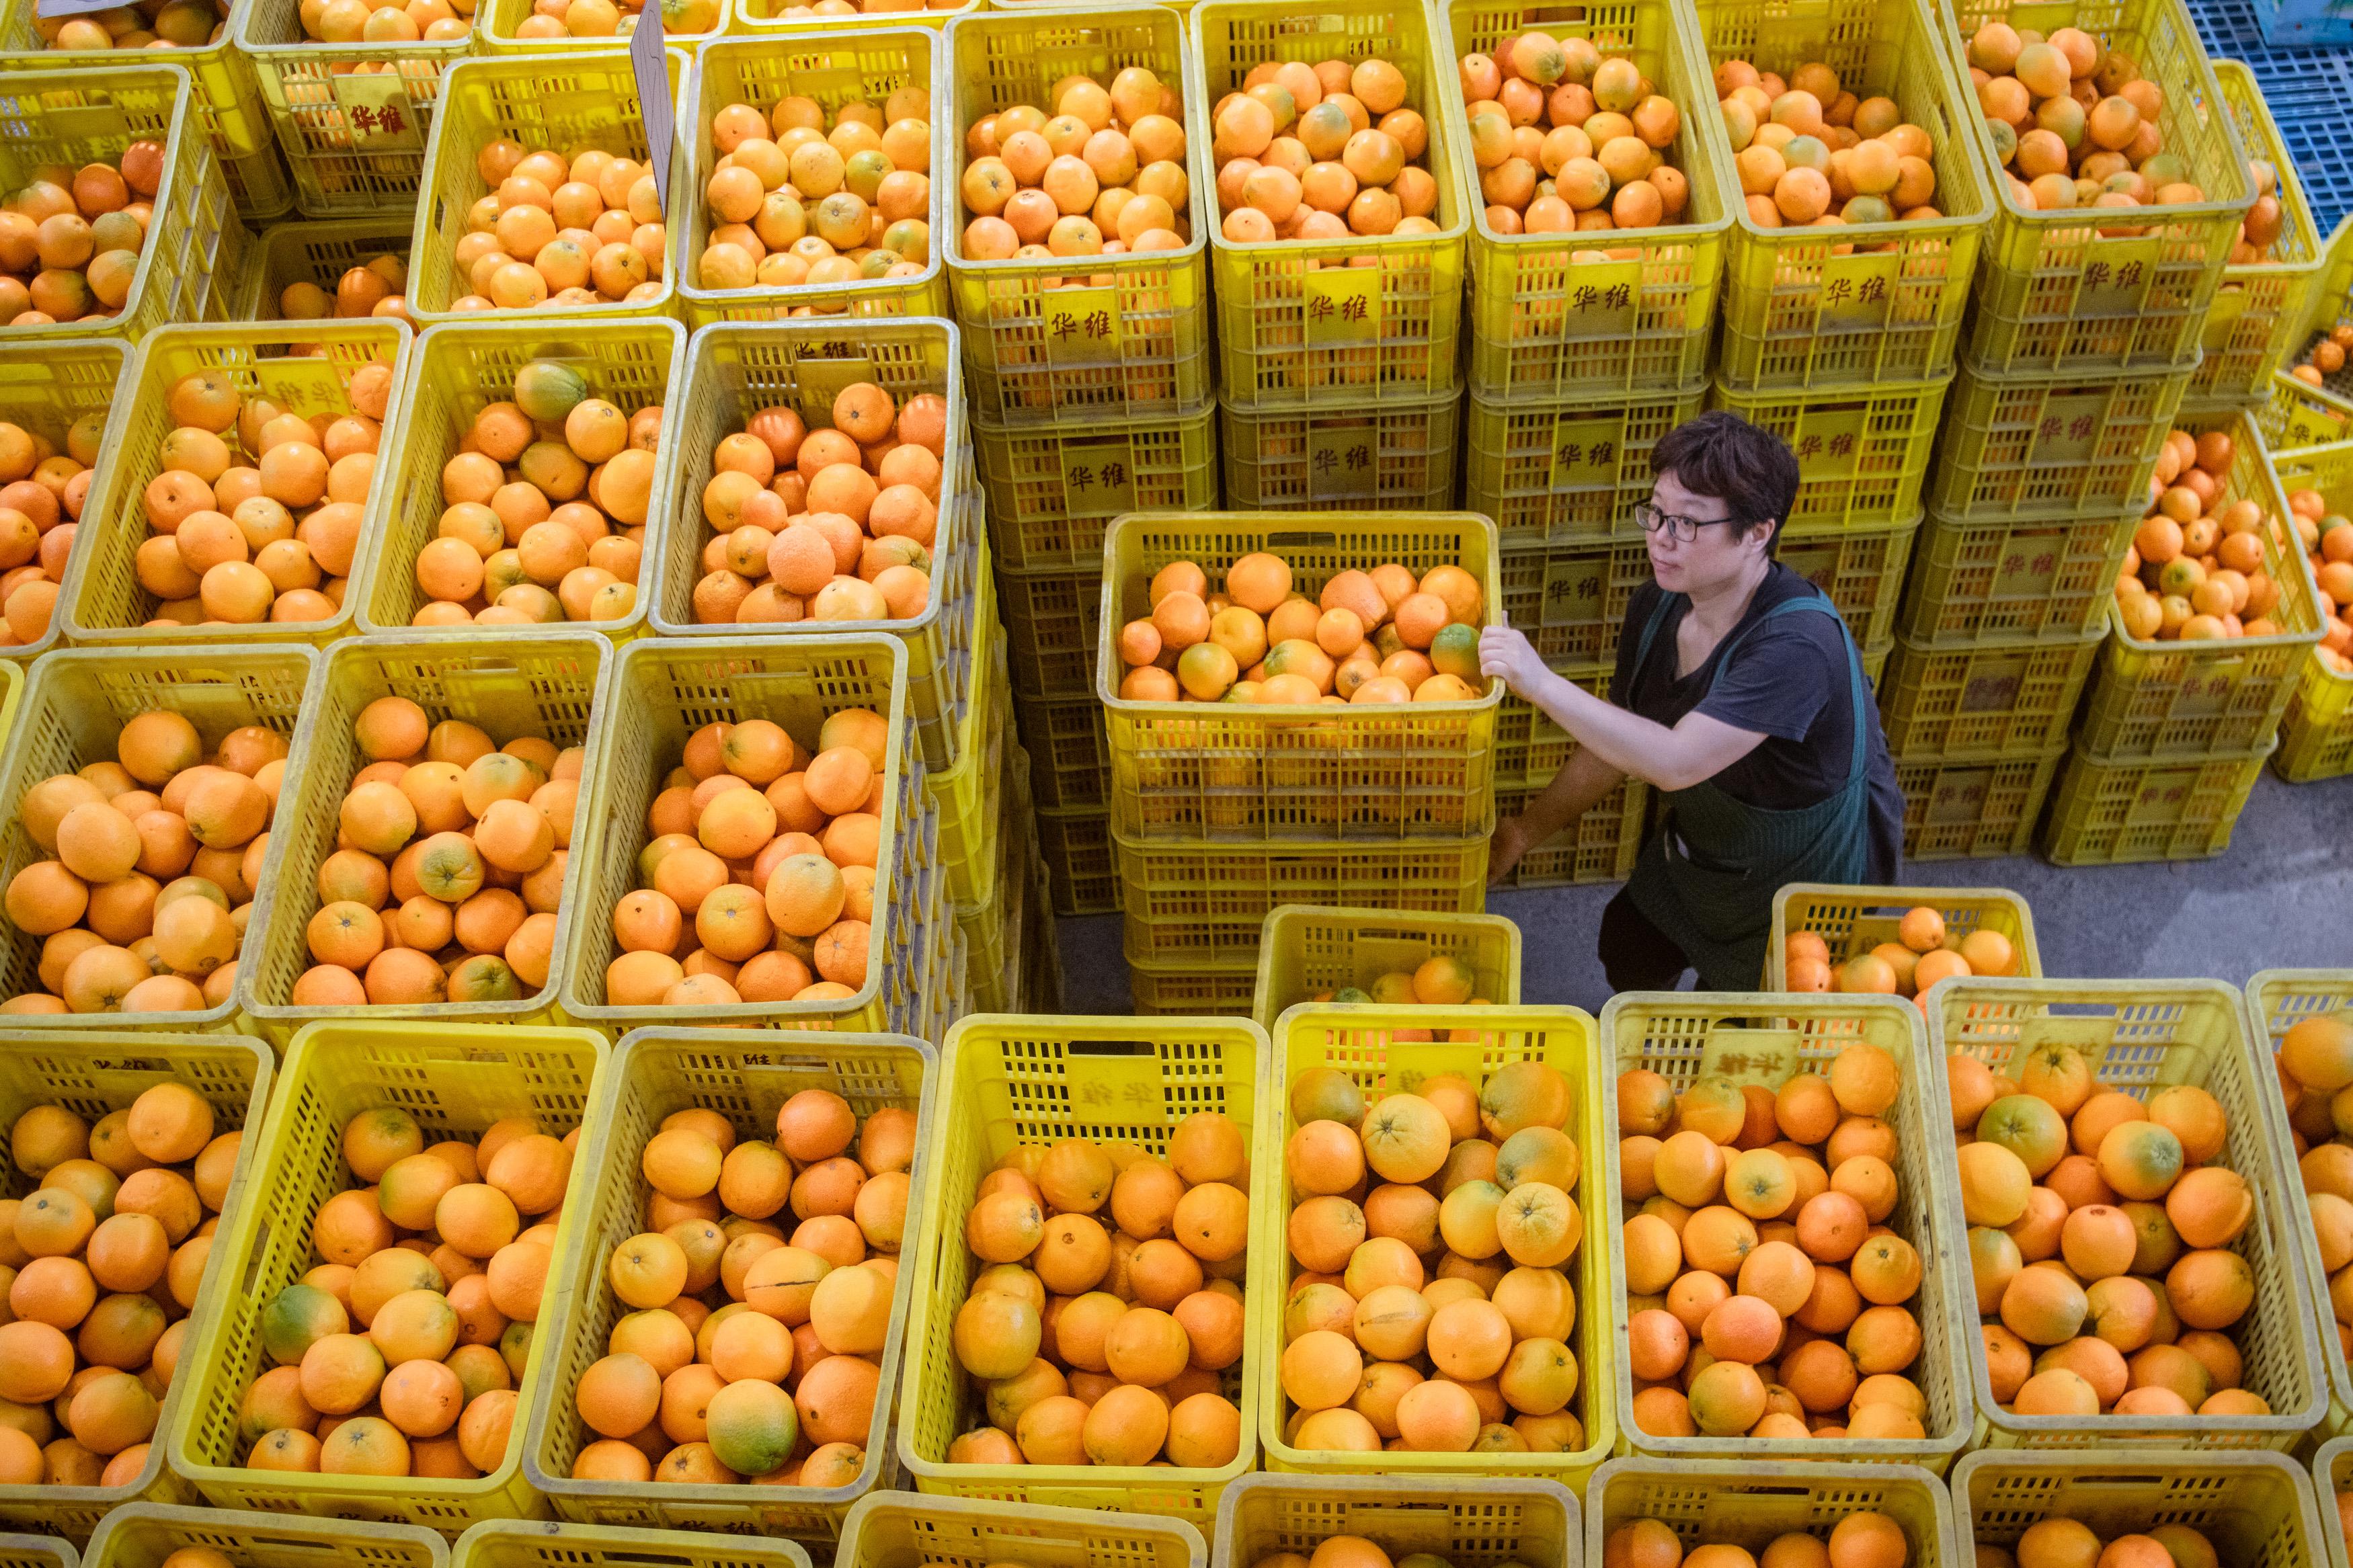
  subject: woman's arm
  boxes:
[1480,624,1769,792]
[1490,745,1625,884]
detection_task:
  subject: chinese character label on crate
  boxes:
[1541,552,1605,627]
[2031,391,2109,460]
[1819,251,1901,331]
[333,75,422,152]
[1559,261,1640,339]
[1960,654,2030,714]
[2077,237,2164,315]
[1699,1024,1802,1087]
[1789,403,1868,477]
[1044,288,1123,366]
[791,356,875,425]
[1059,440,1137,514]
[255,358,346,418]
[1304,265,1381,346]
[1548,414,1627,491]
[1307,423,1378,501]
[1993,532,2066,600]
[1927,767,1993,823]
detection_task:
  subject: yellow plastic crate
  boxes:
[409,50,688,325]
[2077,412,2324,757]
[980,404,1220,575]
[561,634,949,1040]
[1125,958,1257,1016]
[1037,803,1117,915]
[1097,510,1504,841]
[2042,735,2274,863]
[947,7,1215,425]
[839,1492,1203,1568]
[477,0,726,49]
[1496,678,1605,788]
[1928,977,2327,1448]
[1252,903,1521,1028]
[1218,1475,1577,1568]
[0,9,288,220]
[454,1521,803,1568]
[520,1028,935,1536]
[932,628,1006,909]
[1878,624,2104,757]
[1599,993,1972,1469]
[1897,503,2141,644]
[1586,1458,1950,1567]
[2187,62,2329,411]
[63,319,413,651]
[83,1506,444,1568]
[1692,0,1992,391]
[231,215,416,322]
[1891,743,2065,861]
[2323,1440,2353,1568]
[0,1037,271,1538]
[1445,0,1732,400]
[1769,882,2042,987]
[1218,392,1461,511]
[1944,0,2254,375]
[898,1014,1269,1523]
[235,634,610,1043]
[2244,968,2353,1443]
[734,0,975,35]
[1257,1003,1613,1487]
[1953,1450,2327,1561]
[1708,374,1949,530]
[230,0,465,218]
[1769,516,1921,649]
[1012,691,1110,807]
[0,644,313,1033]
[955,766,1029,993]
[1464,382,1708,546]
[0,1538,69,1568]
[2262,439,2353,780]
[645,318,984,772]
[165,1020,608,1530]
[0,65,247,343]
[676,32,949,328]
[1927,359,2196,519]
[0,337,128,665]
[1002,566,1109,703]
[2262,366,2353,452]
[1490,779,1648,887]
[1188,0,1468,409]
[368,317,684,643]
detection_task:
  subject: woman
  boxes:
[1479,410,1904,991]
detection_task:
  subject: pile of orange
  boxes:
[34,0,224,50]
[0,1083,237,1487]
[1990,1521,2219,1568]
[1602,1513,1913,1568]
[0,145,165,325]
[2117,426,2290,643]
[698,91,930,296]
[289,697,575,1008]
[943,1115,1249,1469]
[0,413,99,649]
[1117,554,1486,704]
[1460,37,1686,239]
[132,362,394,628]
[1718,60,1941,234]
[2,708,283,1016]
[2264,1009,2353,1364]
[689,380,946,626]
[1277,1061,1585,1454]
[447,140,666,313]
[1781,905,2018,1006]
[568,1088,912,1484]
[239,1106,567,1478]
[2282,481,2353,673]
[961,68,1187,263]
[509,0,714,39]
[1620,1047,1935,1441]
[2289,323,2353,388]
[1952,1040,2267,1420]
[1310,956,1484,1006]
[1962,23,2232,221]
[294,0,467,44]
[277,253,409,322]
[1209,58,1439,244]
[415,356,653,626]
[604,707,892,1007]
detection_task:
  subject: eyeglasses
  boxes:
[1633,500,1740,542]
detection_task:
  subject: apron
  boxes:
[1623,589,1874,991]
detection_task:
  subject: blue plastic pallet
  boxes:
[2192,0,2353,226]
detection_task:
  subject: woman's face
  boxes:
[1644,468,1769,595]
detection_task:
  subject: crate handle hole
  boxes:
[1265,531,1339,551]
[1067,1038,1154,1057]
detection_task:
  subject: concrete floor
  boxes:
[1051,768,2353,1015]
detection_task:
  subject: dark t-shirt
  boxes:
[1609,563,1905,880]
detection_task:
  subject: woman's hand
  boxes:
[1479,623,1546,696]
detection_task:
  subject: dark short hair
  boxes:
[1651,410,1801,556]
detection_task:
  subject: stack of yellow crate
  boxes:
[942,5,1218,918]
[1098,511,1503,1014]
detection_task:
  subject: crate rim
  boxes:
[227,0,471,61]
[1596,989,1976,1466]
[1929,973,2333,1442]
[841,1489,1208,1568]
[58,315,416,651]
[1769,880,2045,985]
[1585,1454,1956,1564]
[1092,507,1507,713]
[0,335,130,666]
[518,1025,938,1521]
[83,1502,449,1568]
[1250,901,1524,1029]
[1948,1446,2327,1564]
[675,28,951,317]
[2210,57,2330,288]
[448,1519,803,1568]
[2316,1434,2353,1568]
[1215,1471,1580,1566]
